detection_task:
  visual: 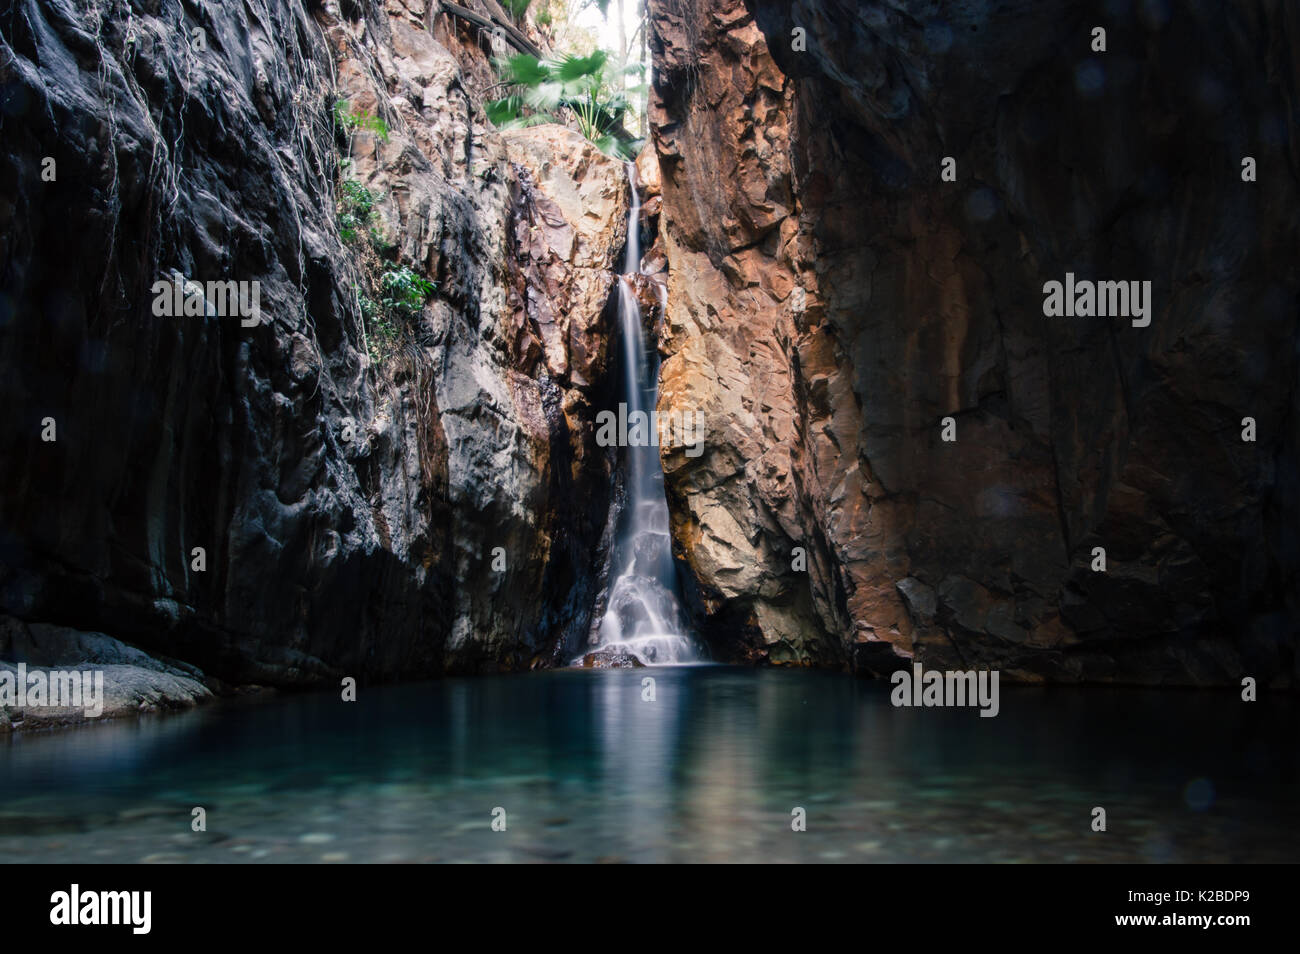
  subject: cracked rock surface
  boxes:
[0,0,625,690]
[649,0,1298,684]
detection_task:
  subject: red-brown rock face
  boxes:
[649,0,1299,684]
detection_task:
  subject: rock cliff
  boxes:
[0,0,1294,701]
[0,0,626,692]
[648,0,1298,684]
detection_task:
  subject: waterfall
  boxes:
[585,163,700,665]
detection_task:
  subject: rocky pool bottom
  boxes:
[0,667,1295,863]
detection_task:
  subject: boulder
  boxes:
[579,651,647,669]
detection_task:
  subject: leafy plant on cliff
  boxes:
[330,99,434,365]
[356,266,436,364]
[379,267,437,318]
[332,98,391,143]
[487,50,640,159]
[337,179,377,245]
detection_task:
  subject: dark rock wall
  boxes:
[0,0,616,685]
[2,0,1293,690]
[649,0,1298,684]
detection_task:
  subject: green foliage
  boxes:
[354,266,436,364]
[332,98,390,142]
[330,102,435,364]
[379,267,437,318]
[358,289,395,362]
[502,0,532,21]
[485,94,550,129]
[337,179,377,244]
[487,50,640,159]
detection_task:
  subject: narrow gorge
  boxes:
[0,0,1297,870]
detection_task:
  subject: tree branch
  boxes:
[437,1,544,58]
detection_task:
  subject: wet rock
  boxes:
[0,616,211,729]
[640,194,663,223]
[578,651,646,669]
[0,660,210,731]
[640,236,669,277]
[627,273,666,333]
[1,617,201,677]
[635,142,662,198]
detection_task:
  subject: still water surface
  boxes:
[1,667,1295,862]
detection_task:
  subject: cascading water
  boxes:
[585,164,700,665]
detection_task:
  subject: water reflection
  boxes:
[0,668,1295,862]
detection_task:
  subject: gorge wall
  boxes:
[0,0,626,697]
[648,0,1298,684]
[1,0,1296,707]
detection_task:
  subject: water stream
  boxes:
[585,165,699,665]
